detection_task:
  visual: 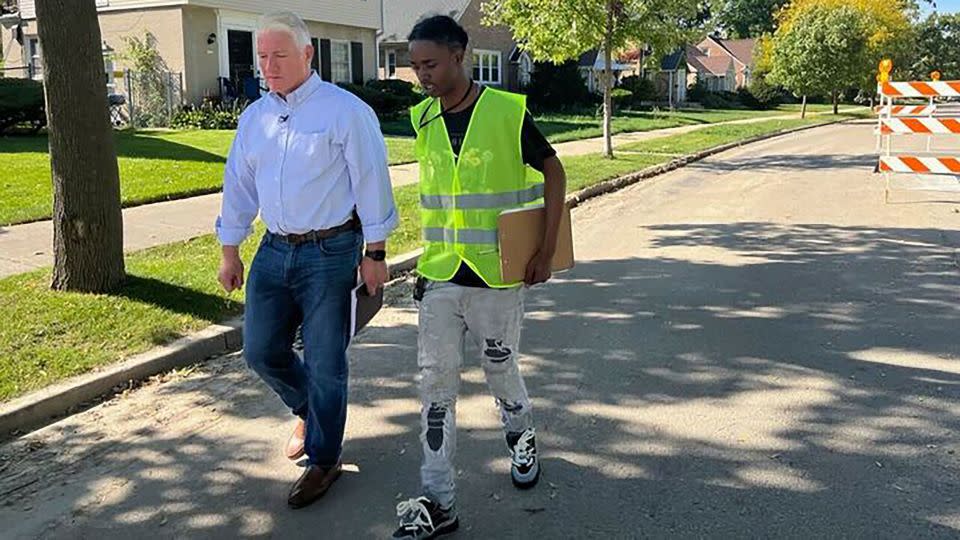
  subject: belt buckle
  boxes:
[288,232,307,245]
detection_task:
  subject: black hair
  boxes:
[407,15,469,51]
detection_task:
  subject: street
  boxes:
[2,121,959,538]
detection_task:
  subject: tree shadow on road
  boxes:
[692,153,878,173]
[1,222,959,538]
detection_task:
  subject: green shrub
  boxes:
[524,60,597,113]
[0,78,46,135]
[170,100,244,130]
[338,79,421,119]
[610,88,633,112]
[744,75,784,109]
[619,75,657,106]
[700,91,742,109]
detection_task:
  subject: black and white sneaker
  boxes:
[392,496,459,540]
[507,428,541,489]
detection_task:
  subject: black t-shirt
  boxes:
[439,87,556,288]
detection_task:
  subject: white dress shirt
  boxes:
[216,72,398,246]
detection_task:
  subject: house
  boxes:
[618,45,687,106]
[378,0,532,92]
[685,35,755,92]
[2,1,382,104]
[577,49,633,94]
[657,48,687,107]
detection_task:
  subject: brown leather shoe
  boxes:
[287,462,342,509]
[285,418,306,461]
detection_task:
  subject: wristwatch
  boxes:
[364,249,387,262]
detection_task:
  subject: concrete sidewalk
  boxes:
[0,110,835,279]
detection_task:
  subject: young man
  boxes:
[392,15,567,540]
[216,11,397,509]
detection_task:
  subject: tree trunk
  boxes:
[801,95,807,119]
[602,5,614,159]
[36,0,125,292]
[832,90,839,115]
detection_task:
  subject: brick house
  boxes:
[685,35,756,92]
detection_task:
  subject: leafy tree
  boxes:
[717,0,788,38]
[910,13,960,79]
[776,0,916,86]
[768,3,870,116]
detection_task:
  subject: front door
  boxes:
[227,29,254,89]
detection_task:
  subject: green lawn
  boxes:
[1,105,862,226]
[617,117,830,156]
[380,104,844,139]
[0,114,857,402]
[0,131,417,226]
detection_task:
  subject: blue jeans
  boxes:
[243,229,362,467]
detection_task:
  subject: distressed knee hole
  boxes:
[426,402,451,451]
[483,338,513,363]
[499,399,525,414]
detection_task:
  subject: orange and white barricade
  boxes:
[876,61,960,202]
[874,104,938,117]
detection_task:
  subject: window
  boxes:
[104,55,116,93]
[472,50,501,85]
[27,38,42,80]
[386,50,397,78]
[331,41,351,83]
[517,53,532,87]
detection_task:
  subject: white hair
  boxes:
[257,11,312,50]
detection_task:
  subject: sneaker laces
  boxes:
[396,497,434,533]
[511,428,536,466]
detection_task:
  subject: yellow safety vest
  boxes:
[411,88,545,288]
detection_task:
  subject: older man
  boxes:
[216,11,397,509]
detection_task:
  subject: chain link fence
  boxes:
[1,66,184,129]
[117,70,183,128]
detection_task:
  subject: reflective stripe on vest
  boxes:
[423,227,500,245]
[420,184,545,210]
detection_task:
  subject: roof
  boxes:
[686,49,733,77]
[716,38,756,67]
[578,49,599,67]
[381,0,474,43]
[660,49,685,71]
[576,49,632,71]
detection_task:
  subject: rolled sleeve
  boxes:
[343,105,398,244]
[216,123,259,246]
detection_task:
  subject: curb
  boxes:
[0,251,424,440]
[0,319,242,439]
[0,117,849,439]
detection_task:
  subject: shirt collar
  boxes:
[270,71,323,109]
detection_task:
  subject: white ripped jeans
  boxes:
[417,280,535,508]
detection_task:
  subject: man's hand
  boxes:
[524,249,553,286]
[360,256,389,295]
[218,247,244,292]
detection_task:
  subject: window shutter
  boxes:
[351,41,364,84]
[310,38,320,74]
[320,39,332,82]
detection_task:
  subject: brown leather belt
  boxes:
[272,217,360,245]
